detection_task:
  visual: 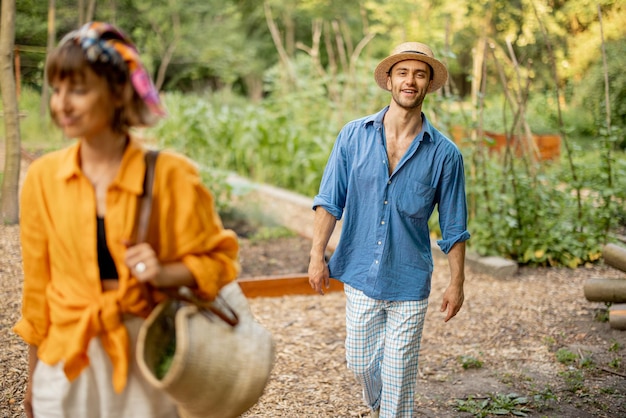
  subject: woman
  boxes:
[13,22,239,417]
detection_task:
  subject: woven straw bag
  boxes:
[136,283,275,418]
[134,151,275,418]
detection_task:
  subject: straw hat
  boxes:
[374,41,448,93]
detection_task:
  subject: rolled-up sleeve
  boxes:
[312,127,351,220]
[436,149,470,254]
[154,153,240,299]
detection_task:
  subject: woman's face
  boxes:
[49,67,119,140]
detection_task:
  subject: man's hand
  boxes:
[308,258,330,295]
[440,284,464,322]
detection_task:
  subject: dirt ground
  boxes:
[2,223,626,417]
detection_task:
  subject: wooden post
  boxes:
[609,303,626,330]
[603,243,626,273]
[584,278,626,303]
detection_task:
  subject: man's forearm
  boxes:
[447,241,466,287]
[310,207,337,261]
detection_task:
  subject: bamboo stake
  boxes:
[531,1,583,229]
[597,4,615,240]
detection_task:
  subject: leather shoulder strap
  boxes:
[135,150,160,244]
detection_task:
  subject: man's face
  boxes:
[386,60,432,110]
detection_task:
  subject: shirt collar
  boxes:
[56,137,146,195]
[363,106,436,143]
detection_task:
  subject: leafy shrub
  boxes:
[152,91,336,198]
[465,151,608,267]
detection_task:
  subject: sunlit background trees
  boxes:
[3,0,625,267]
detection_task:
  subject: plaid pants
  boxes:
[344,284,428,418]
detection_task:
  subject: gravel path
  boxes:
[2,224,626,417]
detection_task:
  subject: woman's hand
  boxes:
[124,241,195,289]
[124,242,162,285]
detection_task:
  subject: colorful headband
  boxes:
[59,22,166,117]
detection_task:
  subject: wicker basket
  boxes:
[136,282,275,418]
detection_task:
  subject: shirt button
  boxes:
[381,221,385,225]
[375,260,379,264]
[387,180,392,185]
[384,200,388,205]
[377,241,382,245]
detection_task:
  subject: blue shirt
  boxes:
[313,107,470,301]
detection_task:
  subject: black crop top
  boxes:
[97,216,119,280]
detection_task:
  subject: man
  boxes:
[308,41,470,418]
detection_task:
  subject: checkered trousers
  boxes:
[344,284,428,418]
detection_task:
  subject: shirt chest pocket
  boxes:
[396,182,436,219]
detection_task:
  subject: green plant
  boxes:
[570,40,626,146]
[542,336,556,348]
[465,151,608,267]
[608,357,621,369]
[579,355,594,369]
[150,91,338,198]
[13,87,66,151]
[594,304,611,323]
[609,341,622,353]
[555,348,577,365]
[156,336,176,380]
[455,393,532,417]
[553,346,594,369]
[199,168,234,217]
[458,354,484,370]
[249,226,296,243]
[530,387,557,411]
[600,387,617,395]
[559,369,586,393]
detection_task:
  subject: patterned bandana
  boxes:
[59,22,166,117]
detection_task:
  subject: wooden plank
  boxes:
[238,274,343,298]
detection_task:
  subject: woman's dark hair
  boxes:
[46,41,157,133]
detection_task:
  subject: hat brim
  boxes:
[374,54,448,93]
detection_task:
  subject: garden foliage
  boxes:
[150,84,625,268]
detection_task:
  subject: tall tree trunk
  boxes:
[109,0,117,24]
[39,0,55,119]
[86,0,97,23]
[78,0,84,25]
[0,0,21,224]
[153,1,180,91]
[264,0,295,83]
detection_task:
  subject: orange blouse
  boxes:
[14,138,239,393]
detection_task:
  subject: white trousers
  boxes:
[32,316,179,418]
